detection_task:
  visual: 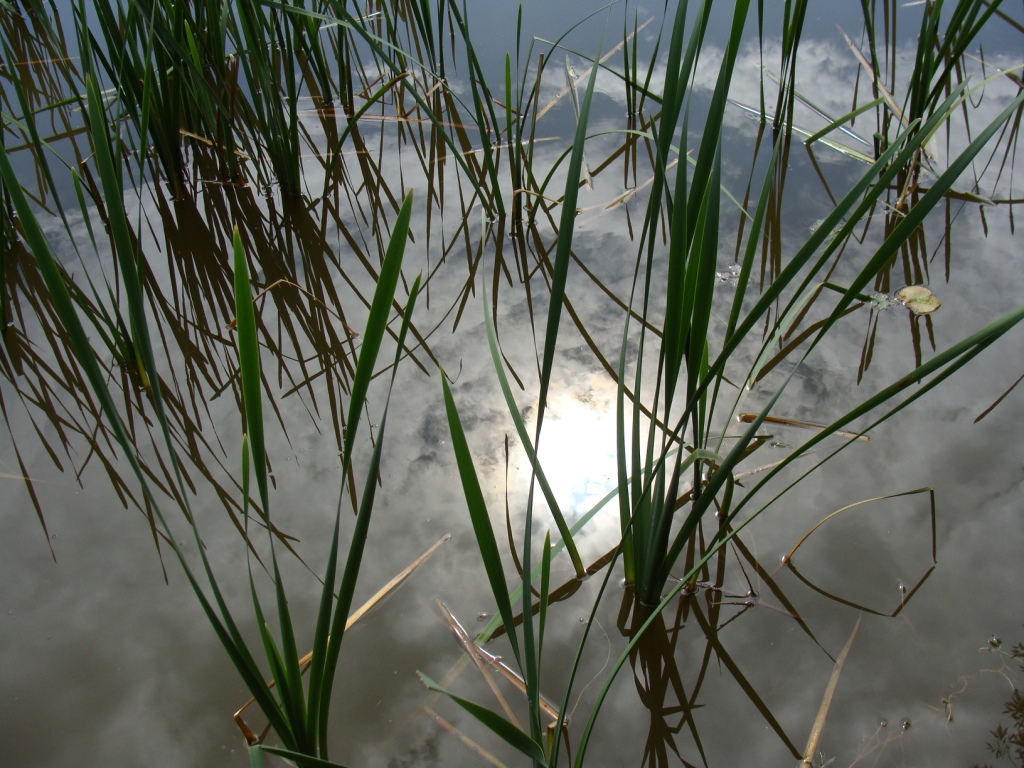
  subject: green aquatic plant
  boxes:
[77,0,226,198]
[435,0,1024,765]
[238,194,423,765]
[2,101,423,761]
[234,1,305,196]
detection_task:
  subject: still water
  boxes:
[1,2,1022,766]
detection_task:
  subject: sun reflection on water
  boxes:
[522,392,621,523]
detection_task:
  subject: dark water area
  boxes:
[1,2,1022,767]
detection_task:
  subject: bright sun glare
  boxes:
[522,395,621,522]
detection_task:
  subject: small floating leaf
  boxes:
[896,285,941,315]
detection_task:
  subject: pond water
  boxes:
[1,2,1022,767]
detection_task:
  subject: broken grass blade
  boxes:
[782,488,935,566]
[437,600,522,728]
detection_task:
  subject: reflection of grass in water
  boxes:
[2,0,1024,765]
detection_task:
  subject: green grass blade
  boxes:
[440,372,522,668]
[233,227,269,512]
[316,274,422,756]
[251,744,352,768]
[803,96,884,146]
[536,30,605,436]
[418,673,547,764]
[311,190,418,756]
[234,233,310,760]
[724,136,780,345]
[304,511,341,743]
[270,547,309,750]
[341,191,413,472]
[537,530,551,687]
[232,234,304,737]
[481,280,584,577]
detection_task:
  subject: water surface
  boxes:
[1,2,1022,766]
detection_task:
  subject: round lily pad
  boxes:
[896,285,941,315]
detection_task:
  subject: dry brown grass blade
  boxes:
[178,129,252,159]
[836,23,937,177]
[738,413,870,442]
[837,25,906,127]
[233,533,450,739]
[535,16,655,122]
[974,369,1024,422]
[437,600,523,728]
[964,51,1024,88]
[344,533,451,628]
[223,278,359,339]
[799,615,861,767]
[423,706,510,768]
[437,601,563,726]
[574,158,681,215]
